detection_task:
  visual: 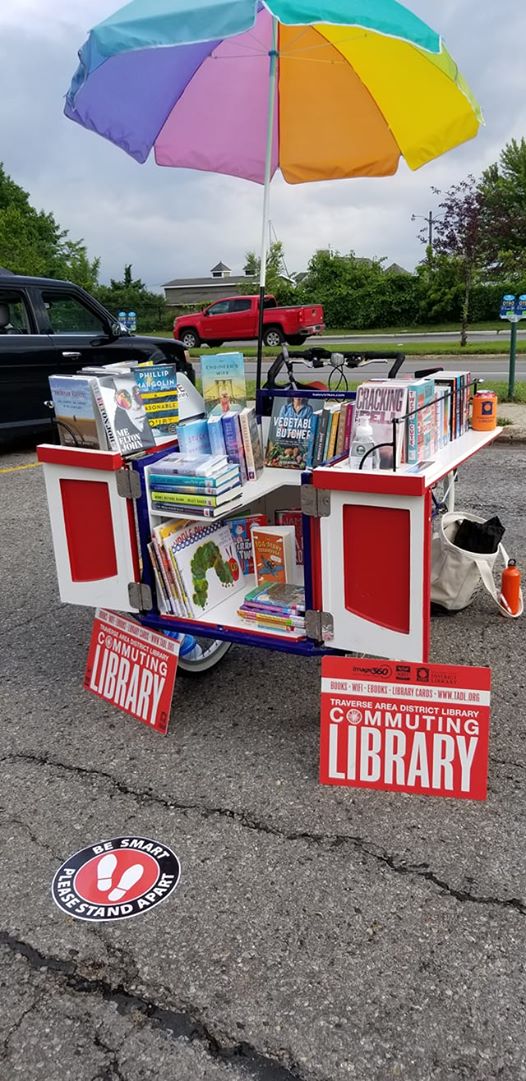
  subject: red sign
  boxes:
[52,836,181,921]
[320,657,491,800]
[84,609,179,734]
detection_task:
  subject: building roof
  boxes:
[385,262,411,275]
[210,261,231,273]
[163,274,255,288]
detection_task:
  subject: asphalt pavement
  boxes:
[1,442,526,1081]
[242,354,526,383]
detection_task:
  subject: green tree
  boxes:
[480,138,526,276]
[0,163,99,289]
[95,264,169,332]
[241,241,296,303]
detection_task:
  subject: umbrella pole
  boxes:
[256,16,278,394]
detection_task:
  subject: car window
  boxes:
[229,299,251,312]
[207,301,231,316]
[0,291,31,334]
[42,292,106,335]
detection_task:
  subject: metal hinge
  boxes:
[305,609,334,642]
[116,468,142,500]
[128,582,153,611]
[300,486,331,518]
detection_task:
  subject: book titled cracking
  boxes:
[265,395,319,470]
[351,381,408,469]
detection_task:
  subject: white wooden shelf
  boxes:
[161,573,307,641]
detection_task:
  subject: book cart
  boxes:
[37,379,501,669]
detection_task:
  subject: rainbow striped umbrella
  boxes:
[65,0,482,371]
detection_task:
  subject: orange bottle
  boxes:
[471,391,497,431]
[501,559,522,615]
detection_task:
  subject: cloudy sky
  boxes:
[1,1,525,291]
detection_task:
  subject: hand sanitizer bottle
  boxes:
[349,416,378,470]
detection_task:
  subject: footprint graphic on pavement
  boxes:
[96,853,117,892]
[107,864,144,902]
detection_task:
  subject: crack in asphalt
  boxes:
[3,751,526,915]
[0,931,303,1081]
[0,806,63,861]
[1,992,44,1059]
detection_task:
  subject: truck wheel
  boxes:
[180,328,200,349]
[263,326,283,348]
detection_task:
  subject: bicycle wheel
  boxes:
[176,634,232,675]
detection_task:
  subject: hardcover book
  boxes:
[94,372,156,454]
[176,418,211,457]
[251,525,296,586]
[221,411,248,483]
[351,381,409,469]
[134,364,179,433]
[228,514,268,574]
[48,375,106,450]
[200,352,247,416]
[239,407,264,480]
[265,395,319,470]
[207,414,227,457]
[164,520,245,617]
[275,509,304,566]
[151,453,229,478]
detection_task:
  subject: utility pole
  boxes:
[411,211,438,258]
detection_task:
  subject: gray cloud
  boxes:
[0,0,525,290]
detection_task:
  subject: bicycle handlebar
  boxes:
[265,345,406,386]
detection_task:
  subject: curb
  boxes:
[495,429,526,445]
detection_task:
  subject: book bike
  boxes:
[46,348,462,674]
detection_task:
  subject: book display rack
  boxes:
[37,376,501,666]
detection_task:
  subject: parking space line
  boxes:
[0,462,41,474]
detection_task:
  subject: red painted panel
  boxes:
[60,479,118,582]
[343,505,410,633]
[37,444,123,471]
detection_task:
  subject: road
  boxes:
[2,442,526,1081]
[239,355,526,382]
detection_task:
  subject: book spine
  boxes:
[148,481,236,496]
[152,502,219,517]
[222,414,248,483]
[149,470,233,487]
[239,411,256,480]
[207,418,227,457]
[91,380,119,451]
[326,407,341,461]
[312,407,329,467]
[150,490,229,507]
[154,538,181,616]
[148,543,170,614]
[406,388,419,464]
[334,402,348,458]
[342,402,354,455]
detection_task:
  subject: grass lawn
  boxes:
[187,340,526,358]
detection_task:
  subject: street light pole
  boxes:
[412,211,438,258]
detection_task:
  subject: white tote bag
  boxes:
[431,511,523,618]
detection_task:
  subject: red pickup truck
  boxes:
[173,294,325,350]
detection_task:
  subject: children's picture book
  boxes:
[200,352,247,416]
[252,525,296,586]
[275,509,303,566]
[95,372,157,454]
[239,407,264,480]
[176,418,211,457]
[243,582,306,613]
[48,375,106,449]
[164,520,245,617]
[228,514,268,574]
[351,381,409,469]
[134,364,179,433]
[265,395,319,470]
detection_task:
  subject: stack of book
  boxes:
[147,454,243,518]
[264,394,353,470]
[237,583,306,636]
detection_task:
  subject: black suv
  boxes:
[0,270,193,441]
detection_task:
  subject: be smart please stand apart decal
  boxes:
[52,837,181,921]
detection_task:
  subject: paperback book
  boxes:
[200,352,247,416]
[134,364,179,433]
[151,453,229,478]
[221,411,248,483]
[176,418,211,456]
[239,407,264,480]
[265,395,319,470]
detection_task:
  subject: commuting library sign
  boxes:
[84,609,179,734]
[320,657,491,800]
